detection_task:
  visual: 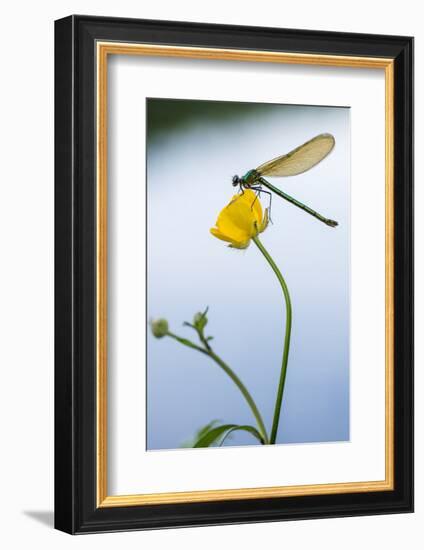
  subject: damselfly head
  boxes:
[232,175,241,187]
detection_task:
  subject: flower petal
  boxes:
[251,194,263,225]
[210,227,235,244]
[210,191,268,248]
[238,189,256,203]
[229,239,250,249]
[210,228,250,249]
[259,208,269,233]
[236,189,263,226]
[216,199,255,237]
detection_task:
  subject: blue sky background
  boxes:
[146,99,350,450]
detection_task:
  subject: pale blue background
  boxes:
[146,99,350,450]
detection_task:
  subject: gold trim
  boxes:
[96,42,108,507]
[96,42,395,507]
[100,479,392,507]
[97,42,393,69]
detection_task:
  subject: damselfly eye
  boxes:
[232,175,240,187]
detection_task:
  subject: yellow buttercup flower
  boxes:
[210,189,269,249]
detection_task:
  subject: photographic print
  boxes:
[147,98,350,450]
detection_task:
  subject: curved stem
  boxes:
[207,349,268,443]
[168,332,269,444]
[252,235,292,445]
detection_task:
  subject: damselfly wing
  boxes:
[256,133,335,177]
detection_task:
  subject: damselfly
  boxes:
[232,133,338,227]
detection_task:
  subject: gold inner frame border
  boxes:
[96,42,394,508]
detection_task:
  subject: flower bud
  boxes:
[151,318,169,338]
[193,310,208,331]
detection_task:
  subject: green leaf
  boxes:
[219,425,264,446]
[195,420,221,440]
[180,420,220,448]
[193,423,264,448]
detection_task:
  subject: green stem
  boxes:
[168,332,269,444]
[252,235,292,445]
[208,349,268,444]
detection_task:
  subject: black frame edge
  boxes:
[54,15,77,534]
[393,35,414,514]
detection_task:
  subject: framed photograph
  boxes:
[54,15,413,534]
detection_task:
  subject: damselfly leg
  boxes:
[249,185,273,223]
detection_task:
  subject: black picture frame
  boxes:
[55,15,413,534]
